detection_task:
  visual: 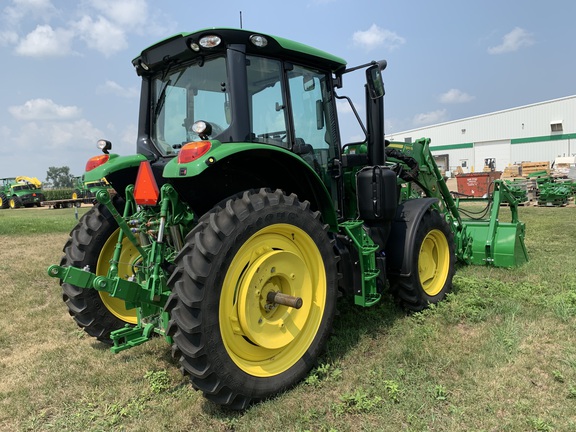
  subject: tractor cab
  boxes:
[133,29,346,162]
[88,28,388,224]
[128,29,354,216]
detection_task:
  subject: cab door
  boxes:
[287,65,340,208]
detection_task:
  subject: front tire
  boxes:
[167,189,338,409]
[9,196,22,209]
[60,197,138,343]
[389,209,455,311]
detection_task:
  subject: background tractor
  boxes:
[71,175,110,201]
[0,176,45,209]
[48,28,528,410]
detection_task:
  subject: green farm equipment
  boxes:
[537,180,573,206]
[47,28,528,409]
[0,176,45,209]
[71,175,109,201]
[503,178,530,204]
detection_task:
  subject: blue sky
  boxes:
[1,0,575,181]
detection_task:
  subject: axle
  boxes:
[267,291,303,309]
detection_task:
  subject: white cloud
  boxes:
[0,30,19,46]
[70,0,170,56]
[73,15,128,56]
[9,98,81,121]
[352,24,406,51]
[46,119,102,148]
[120,123,138,146]
[3,0,57,25]
[6,118,103,152]
[413,109,448,127]
[98,80,139,98]
[336,99,361,115]
[15,24,74,56]
[488,27,534,54]
[88,0,148,28]
[0,126,12,153]
[3,0,170,58]
[439,89,475,104]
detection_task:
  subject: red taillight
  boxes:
[178,141,211,164]
[133,161,159,206]
[85,154,110,172]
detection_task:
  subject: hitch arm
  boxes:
[47,265,168,308]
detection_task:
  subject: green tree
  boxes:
[46,166,76,188]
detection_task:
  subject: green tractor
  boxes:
[48,28,528,409]
[0,177,45,209]
[71,175,110,201]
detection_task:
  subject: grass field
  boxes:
[1,205,575,431]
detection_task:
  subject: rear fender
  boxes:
[385,198,438,277]
[83,153,151,199]
[84,153,148,182]
[164,143,339,230]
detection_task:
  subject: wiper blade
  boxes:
[154,79,171,120]
[154,68,186,121]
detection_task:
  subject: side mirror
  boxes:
[366,60,386,99]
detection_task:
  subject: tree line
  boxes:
[44,166,77,189]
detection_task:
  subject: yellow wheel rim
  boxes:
[72,192,78,199]
[96,228,139,324]
[418,229,450,296]
[219,224,326,377]
[9,198,16,209]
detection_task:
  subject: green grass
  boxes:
[0,206,90,236]
[1,205,576,431]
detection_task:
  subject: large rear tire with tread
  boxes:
[0,193,9,209]
[166,189,338,410]
[389,209,455,312]
[60,197,138,343]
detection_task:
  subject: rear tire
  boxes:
[166,189,338,409]
[60,197,138,343]
[0,193,9,209]
[389,209,455,311]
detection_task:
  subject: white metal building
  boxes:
[386,95,576,175]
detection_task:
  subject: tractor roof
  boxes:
[133,28,347,75]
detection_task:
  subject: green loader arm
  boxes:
[387,138,528,267]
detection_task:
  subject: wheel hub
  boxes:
[419,229,449,296]
[236,249,312,350]
[419,243,436,283]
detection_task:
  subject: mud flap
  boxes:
[385,198,438,277]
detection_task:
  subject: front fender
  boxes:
[385,197,439,277]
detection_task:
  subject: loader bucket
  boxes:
[455,180,528,268]
[462,219,528,267]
